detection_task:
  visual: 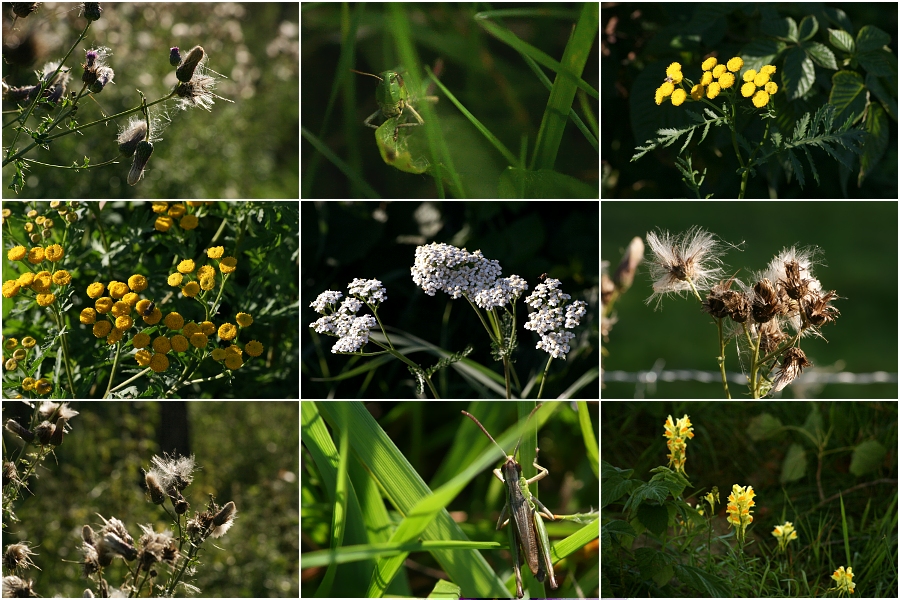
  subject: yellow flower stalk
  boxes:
[832,566,856,596]
[662,414,694,475]
[726,484,755,546]
[772,521,798,552]
[704,486,719,514]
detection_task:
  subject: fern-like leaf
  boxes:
[631,110,729,162]
[765,104,866,189]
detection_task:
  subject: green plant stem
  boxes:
[714,317,732,399]
[2,91,177,166]
[4,22,92,161]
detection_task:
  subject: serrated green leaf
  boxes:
[828,28,855,53]
[859,103,889,186]
[804,41,838,69]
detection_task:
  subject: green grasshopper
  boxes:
[375,116,429,174]
[462,405,558,599]
[349,68,437,131]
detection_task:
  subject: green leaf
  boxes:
[673,563,730,597]
[798,15,819,42]
[828,28,855,53]
[780,443,807,483]
[830,70,866,125]
[856,25,892,53]
[850,440,887,476]
[783,46,815,100]
[747,413,783,440]
[804,41,838,70]
[859,103,889,186]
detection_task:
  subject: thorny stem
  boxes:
[3,90,177,166]
[3,22,92,162]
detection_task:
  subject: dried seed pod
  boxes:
[771,346,812,393]
[117,119,147,157]
[5,419,34,443]
[127,140,153,185]
[752,278,780,323]
[175,45,205,82]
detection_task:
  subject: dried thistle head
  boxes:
[3,542,38,574]
[771,346,812,393]
[804,289,841,327]
[702,272,751,322]
[751,278,781,323]
[645,226,732,309]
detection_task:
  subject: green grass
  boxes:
[301,2,598,198]
[601,401,898,597]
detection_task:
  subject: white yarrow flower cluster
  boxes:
[309,280,387,354]
[410,242,503,299]
[347,278,388,304]
[524,278,587,359]
[473,274,529,310]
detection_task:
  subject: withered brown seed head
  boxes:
[703,279,751,322]
[779,260,814,301]
[752,278,781,323]
[771,346,813,393]
[758,320,788,356]
[805,290,840,327]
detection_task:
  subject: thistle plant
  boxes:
[2,3,233,194]
[644,226,841,398]
[309,242,590,398]
[630,13,894,200]
[74,454,236,597]
[2,401,80,525]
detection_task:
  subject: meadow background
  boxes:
[601,200,898,398]
[2,2,298,198]
[601,400,898,597]
[1,401,299,597]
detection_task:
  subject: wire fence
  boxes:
[602,361,897,398]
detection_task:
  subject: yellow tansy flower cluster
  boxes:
[693,56,743,100]
[740,64,778,108]
[655,62,687,106]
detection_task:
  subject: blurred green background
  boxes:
[301,2,598,198]
[2,401,299,597]
[601,201,898,398]
[2,2,298,198]
[302,201,599,398]
[601,3,898,199]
